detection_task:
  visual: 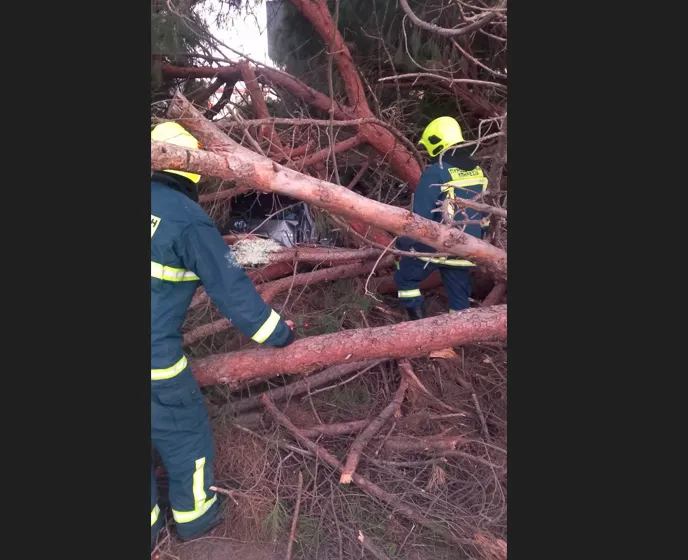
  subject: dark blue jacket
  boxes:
[151,173,292,370]
[397,149,488,257]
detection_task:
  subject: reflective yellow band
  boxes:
[172,495,217,524]
[172,458,217,524]
[151,355,188,381]
[193,457,207,509]
[418,257,476,267]
[445,178,489,191]
[151,261,200,282]
[398,289,421,298]
[252,309,281,343]
[151,504,160,527]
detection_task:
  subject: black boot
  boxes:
[406,305,426,321]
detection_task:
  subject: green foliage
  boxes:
[260,498,289,540]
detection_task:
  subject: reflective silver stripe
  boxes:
[252,309,281,344]
[151,355,187,381]
[398,289,421,298]
[418,256,476,267]
[151,261,200,282]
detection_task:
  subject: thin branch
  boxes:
[399,0,504,37]
[285,471,303,560]
[217,116,424,169]
[261,394,480,548]
[451,39,507,78]
[378,73,506,90]
[340,372,409,483]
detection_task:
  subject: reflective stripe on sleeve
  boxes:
[151,261,200,282]
[418,256,476,267]
[398,289,422,298]
[251,309,281,344]
[151,355,188,381]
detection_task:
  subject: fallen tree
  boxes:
[190,305,506,387]
[151,138,507,281]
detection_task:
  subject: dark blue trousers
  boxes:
[393,256,472,311]
[151,367,219,543]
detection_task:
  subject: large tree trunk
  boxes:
[190,305,506,387]
[151,137,507,281]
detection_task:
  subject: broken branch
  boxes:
[340,373,409,484]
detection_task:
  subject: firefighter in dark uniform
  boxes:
[394,117,489,319]
[150,123,294,549]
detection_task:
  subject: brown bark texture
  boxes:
[151,140,507,281]
[190,305,506,387]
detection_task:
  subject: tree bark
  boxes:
[151,140,507,281]
[190,305,507,387]
[287,0,422,186]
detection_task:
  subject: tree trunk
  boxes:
[151,139,507,281]
[190,305,506,387]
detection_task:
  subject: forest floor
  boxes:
[153,282,507,560]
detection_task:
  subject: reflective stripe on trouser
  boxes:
[152,367,219,538]
[251,309,281,343]
[398,289,421,298]
[394,257,472,311]
[151,261,200,282]
[151,504,160,527]
[151,461,163,547]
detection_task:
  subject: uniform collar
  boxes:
[151,171,199,202]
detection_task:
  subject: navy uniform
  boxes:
[394,148,488,317]
[150,123,293,548]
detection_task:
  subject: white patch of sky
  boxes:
[198,0,274,68]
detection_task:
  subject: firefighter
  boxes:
[150,122,295,549]
[394,116,489,319]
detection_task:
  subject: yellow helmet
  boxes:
[419,116,465,157]
[151,122,202,183]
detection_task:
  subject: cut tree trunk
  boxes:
[151,138,507,281]
[190,305,507,387]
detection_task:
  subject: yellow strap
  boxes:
[151,504,160,527]
[418,256,476,267]
[398,289,422,298]
[151,261,200,282]
[151,355,188,381]
[252,309,281,344]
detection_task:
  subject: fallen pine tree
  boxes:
[190,304,506,387]
[154,94,507,282]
